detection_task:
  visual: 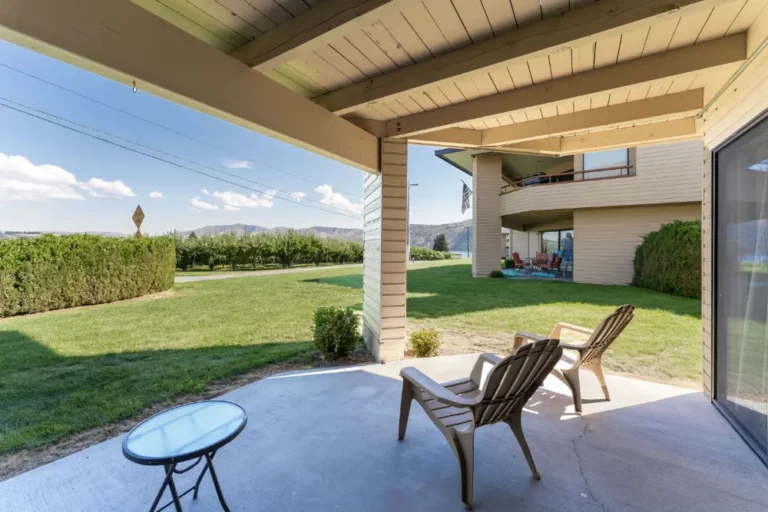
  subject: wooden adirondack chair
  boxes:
[398,339,562,510]
[512,305,636,413]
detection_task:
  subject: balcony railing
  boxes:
[499,165,634,195]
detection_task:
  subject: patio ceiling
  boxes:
[1,0,763,172]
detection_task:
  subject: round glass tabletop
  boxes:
[122,400,247,465]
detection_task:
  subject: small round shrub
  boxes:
[632,219,701,298]
[490,270,504,278]
[312,307,359,359]
[410,328,440,358]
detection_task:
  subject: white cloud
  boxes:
[201,188,209,195]
[0,153,84,201]
[291,191,306,202]
[149,191,164,199]
[314,184,363,214]
[224,204,240,212]
[223,160,252,169]
[190,197,218,210]
[212,190,273,209]
[79,178,135,198]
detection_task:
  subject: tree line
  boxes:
[172,231,363,270]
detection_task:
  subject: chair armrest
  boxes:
[549,322,594,340]
[558,342,589,352]
[513,331,547,351]
[470,353,502,385]
[400,367,479,408]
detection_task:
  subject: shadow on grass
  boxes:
[304,262,700,319]
[0,329,311,455]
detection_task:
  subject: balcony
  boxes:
[500,165,634,195]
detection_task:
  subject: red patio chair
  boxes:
[539,253,559,271]
[511,252,525,269]
[535,252,548,269]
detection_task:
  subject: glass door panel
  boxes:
[715,113,768,463]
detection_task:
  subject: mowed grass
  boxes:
[0,259,701,454]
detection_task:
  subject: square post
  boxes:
[472,153,503,277]
[362,138,408,362]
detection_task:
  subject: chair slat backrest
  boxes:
[536,252,548,265]
[581,304,635,365]
[473,339,562,427]
[513,252,524,266]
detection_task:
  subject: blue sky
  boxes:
[0,40,471,235]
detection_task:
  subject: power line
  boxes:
[0,61,362,198]
[0,95,358,216]
[0,100,363,220]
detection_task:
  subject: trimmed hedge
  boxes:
[410,246,452,261]
[632,220,701,299]
[0,234,176,317]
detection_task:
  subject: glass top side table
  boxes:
[123,400,247,512]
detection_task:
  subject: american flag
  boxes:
[461,181,472,214]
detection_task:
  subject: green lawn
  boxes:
[0,259,700,455]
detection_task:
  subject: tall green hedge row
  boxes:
[632,220,701,299]
[409,246,452,261]
[173,231,363,270]
[0,234,175,317]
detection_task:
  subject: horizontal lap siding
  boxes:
[473,154,503,277]
[574,203,701,285]
[362,138,407,362]
[501,140,704,216]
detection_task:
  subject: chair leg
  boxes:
[398,379,413,441]
[590,359,610,401]
[561,368,583,414]
[505,411,540,480]
[453,432,475,511]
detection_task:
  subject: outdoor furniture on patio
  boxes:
[511,252,526,269]
[512,304,636,413]
[122,400,247,512]
[538,253,561,273]
[398,339,563,510]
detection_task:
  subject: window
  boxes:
[714,112,768,465]
[582,148,629,179]
[540,229,574,258]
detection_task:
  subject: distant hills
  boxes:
[2,219,474,252]
[183,219,473,251]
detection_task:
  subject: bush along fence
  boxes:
[0,234,175,317]
[409,246,453,261]
[632,219,702,299]
[173,231,364,270]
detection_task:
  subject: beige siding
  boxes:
[699,6,768,399]
[510,229,542,259]
[472,154,503,277]
[362,138,407,362]
[574,203,701,285]
[501,139,703,216]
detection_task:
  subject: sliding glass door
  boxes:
[715,112,768,464]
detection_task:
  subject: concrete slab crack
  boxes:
[572,416,607,512]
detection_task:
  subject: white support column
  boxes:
[472,153,503,277]
[362,138,408,362]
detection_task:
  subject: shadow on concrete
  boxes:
[1,355,765,511]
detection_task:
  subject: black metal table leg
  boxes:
[204,452,231,512]
[166,466,184,512]
[193,450,215,499]
[149,464,181,512]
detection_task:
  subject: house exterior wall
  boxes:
[573,203,701,285]
[501,139,703,217]
[699,6,768,399]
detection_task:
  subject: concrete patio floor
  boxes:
[1,354,766,511]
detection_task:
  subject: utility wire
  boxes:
[0,95,358,216]
[0,61,362,198]
[0,100,363,220]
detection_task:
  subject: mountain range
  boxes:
[182,219,473,252]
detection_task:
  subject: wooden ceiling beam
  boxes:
[481,90,704,146]
[230,0,408,71]
[0,0,380,173]
[557,118,702,154]
[385,35,745,137]
[315,0,736,115]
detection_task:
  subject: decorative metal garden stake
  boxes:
[132,205,145,239]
